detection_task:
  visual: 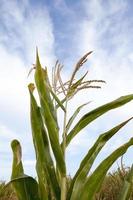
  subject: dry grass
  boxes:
[0,182,18,200]
[0,167,133,200]
[95,166,133,200]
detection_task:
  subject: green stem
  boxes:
[61,99,68,200]
[62,100,68,156]
[61,176,66,200]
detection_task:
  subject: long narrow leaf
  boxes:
[42,67,58,126]
[29,84,60,200]
[67,117,133,200]
[56,97,66,110]
[79,138,133,200]
[118,165,133,200]
[46,82,66,112]
[66,94,133,147]
[34,51,66,176]
[66,102,90,133]
[67,71,88,98]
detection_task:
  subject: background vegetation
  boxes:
[0,166,133,200]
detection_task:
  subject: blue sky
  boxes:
[0,0,133,180]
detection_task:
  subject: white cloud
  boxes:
[63,0,133,115]
[0,122,36,180]
[0,0,133,180]
[0,0,55,180]
[0,0,56,117]
[61,0,133,175]
[0,0,55,64]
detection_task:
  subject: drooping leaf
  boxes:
[34,51,66,176]
[11,140,24,179]
[11,140,40,200]
[65,94,133,147]
[67,118,133,200]
[6,176,40,200]
[79,138,133,200]
[29,84,60,200]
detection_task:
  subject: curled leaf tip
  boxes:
[28,83,35,93]
[11,139,20,150]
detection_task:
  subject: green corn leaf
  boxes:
[66,94,133,147]
[67,117,133,200]
[11,140,40,200]
[67,71,88,98]
[46,81,66,112]
[6,176,40,200]
[79,138,133,200]
[118,165,133,200]
[56,97,66,110]
[43,66,66,113]
[34,51,66,176]
[71,71,88,89]
[42,68,59,130]
[29,84,60,200]
[66,102,90,133]
[42,67,58,126]
[36,163,48,200]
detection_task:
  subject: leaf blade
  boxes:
[29,84,61,199]
[10,140,40,200]
[66,102,91,133]
[66,94,133,147]
[68,118,133,200]
[80,138,133,200]
[34,52,66,176]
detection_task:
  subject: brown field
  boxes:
[0,166,133,200]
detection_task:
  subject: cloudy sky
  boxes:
[0,0,133,180]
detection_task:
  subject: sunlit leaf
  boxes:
[79,138,133,200]
[66,94,133,147]
[34,51,66,176]
[67,118,133,200]
[29,84,60,199]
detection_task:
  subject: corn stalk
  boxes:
[3,50,133,200]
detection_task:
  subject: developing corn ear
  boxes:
[3,51,133,200]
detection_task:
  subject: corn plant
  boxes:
[3,51,133,200]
